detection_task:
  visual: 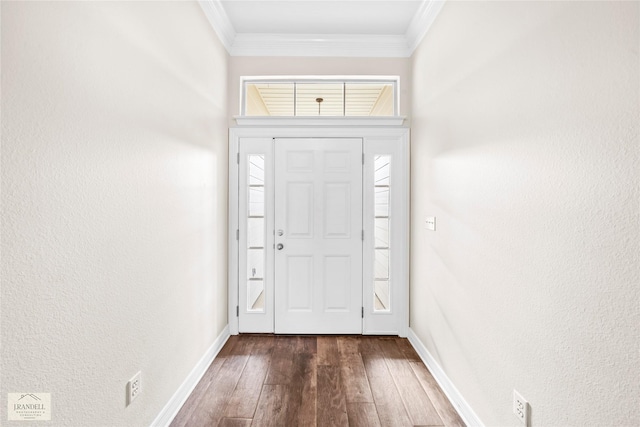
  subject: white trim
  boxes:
[198,0,235,51]
[234,117,405,127]
[230,33,410,57]
[198,0,445,58]
[398,132,410,338]
[229,137,240,335]
[362,134,410,337]
[229,126,410,337]
[237,138,275,333]
[150,326,231,427]
[405,0,447,53]
[407,328,484,427]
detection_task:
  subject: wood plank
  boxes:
[218,418,252,427]
[377,338,414,374]
[170,336,239,427]
[377,339,443,426]
[224,336,274,418]
[395,337,422,362]
[317,336,339,365]
[337,337,373,403]
[317,365,349,427]
[283,337,317,426]
[223,352,270,417]
[252,385,288,427]
[264,336,295,385]
[410,362,466,427]
[299,334,318,354]
[297,351,317,426]
[186,339,253,427]
[362,350,413,427]
[249,335,276,355]
[357,335,383,358]
[346,402,382,427]
[336,336,360,354]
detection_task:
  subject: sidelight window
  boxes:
[374,155,391,311]
[246,155,266,312]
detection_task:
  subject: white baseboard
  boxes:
[150,325,231,427]
[407,328,484,427]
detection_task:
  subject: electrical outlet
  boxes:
[426,216,436,231]
[127,371,141,406]
[513,389,529,425]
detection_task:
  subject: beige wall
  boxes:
[1,1,228,425]
[228,56,411,125]
[410,1,639,425]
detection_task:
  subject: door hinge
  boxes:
[236,305,239,317]
[362,307,364,318]
[236,229,239,240]
[237,153,240,164]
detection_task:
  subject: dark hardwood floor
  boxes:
[170,335,465,427]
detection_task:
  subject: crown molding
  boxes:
[198,0,235,51]
[405,0,446,53]
[231,33,410,58]
[198,0,445,58]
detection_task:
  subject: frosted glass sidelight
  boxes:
[374,280,390,310]
[247,155,266,312]
[249,155,265,185]
[247,249,265,279]
[248,186,265,217]
[374,218,389,248]
[247,218,264,248]
[248,280,265,312]
[374,249,389,279]
[375,186,389,217]
[374,157,391,186]
[373,155,391,312]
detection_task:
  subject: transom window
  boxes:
[241,76,399,117]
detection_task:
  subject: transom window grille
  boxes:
[242,76,399,117]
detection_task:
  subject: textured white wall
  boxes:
[227,56,412,124]
[410,1,639,426]
[1,1,228,426]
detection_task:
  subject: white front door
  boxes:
[234,129,409,336]
[274,138,363,334]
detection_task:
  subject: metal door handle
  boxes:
[277,243,284,250]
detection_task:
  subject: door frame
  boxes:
[228,125,410,336]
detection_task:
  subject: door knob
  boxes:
[277,243,284,250]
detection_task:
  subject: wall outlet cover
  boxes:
[127,371,141,406]
[426,216,436,231]
[513,389,529,426]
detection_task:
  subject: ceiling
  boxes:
[199,0,445,57]
[222,1,421,35]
